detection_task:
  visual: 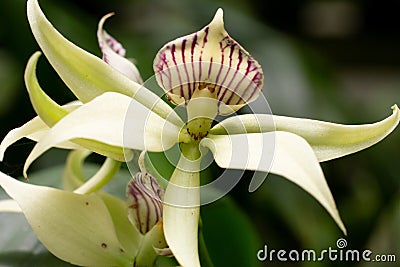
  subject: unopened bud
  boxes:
[126,172,164,234]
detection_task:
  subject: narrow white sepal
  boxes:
[23,92,181,177]
[210,105,400,162]
[0,199,22,213]
[163,156,201,267]
[202,131,346,234]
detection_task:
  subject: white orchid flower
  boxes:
[0,0,399,267]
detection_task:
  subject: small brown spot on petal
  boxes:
[101,243,107,249]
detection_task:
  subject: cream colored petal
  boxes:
[97,13,143,83]
[0,114,82,162]
[25,51,69,127]
[100,192,142,258]
[163,156,201,267]
[23,92,181,177]
[27,0,136,102]
[0,172,133,266]
[62,150,91,191]
[210,105,400,162]
[23,51,132,162]
[202,132,346,234]
[0,199,22,213]
[27,0,182,126]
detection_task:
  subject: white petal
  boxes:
[210,105,400,161]
[163,156,201,267]
[0,172,133,266]
[27,0,182,126]
[100,192,142,258]
[202,132,346,234]
[97,13,143,83]
[27,0,136,102]
[0,199,22,213]
[62,150,92,191]
[0,114,81,162]
[23,92,181,177]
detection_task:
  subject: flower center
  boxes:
[185,117,213,141]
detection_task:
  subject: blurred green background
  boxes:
[0,0,399,266]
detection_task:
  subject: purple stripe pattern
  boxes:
[126,172,164,235]
[153,9,263,113]
[97,13,143,83]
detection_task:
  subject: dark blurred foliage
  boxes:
[0,0,399,266]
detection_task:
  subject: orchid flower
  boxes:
[0,0,399,267]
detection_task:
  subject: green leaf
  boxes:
[201,196,262,267]
[0,164,135,267]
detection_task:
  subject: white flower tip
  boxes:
[210,8,224,29]
[98,13,115,31]
[391,104,399,114]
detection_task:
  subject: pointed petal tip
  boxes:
[391,104,399,113]
[210,8,225,29]
[214,8,224,20]
[98,12,115,29]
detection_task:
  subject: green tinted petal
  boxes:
[24,52,132,163]
[0,115,80,162]
[100,192,142,258]
[23,92,180,177]
[27,0,182,126]
[163,156,201,267]
[0,172,133,267]
[25,52,69,127]
[62,150,91,191]
[210,105,399,161]
[27,0,136,102]
[202,132,346,234]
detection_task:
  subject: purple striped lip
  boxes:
[126,172,164,235]
[153,8,264,114]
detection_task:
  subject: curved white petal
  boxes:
[210,105,400,162]
[0,199,22,213]
[0,172,133,266]
[25,51,69,127]
[202,132,346,234]
[153,8,263,112]
[62,150,92,191]
[23,92,181,177]
[0,114,82,162]
[97,13,143,83]
[27,0,136,102]
[27,0,182,126]
[163,156,201,267]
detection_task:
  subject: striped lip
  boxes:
[153,8,264,114]
[126,172,164,235]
